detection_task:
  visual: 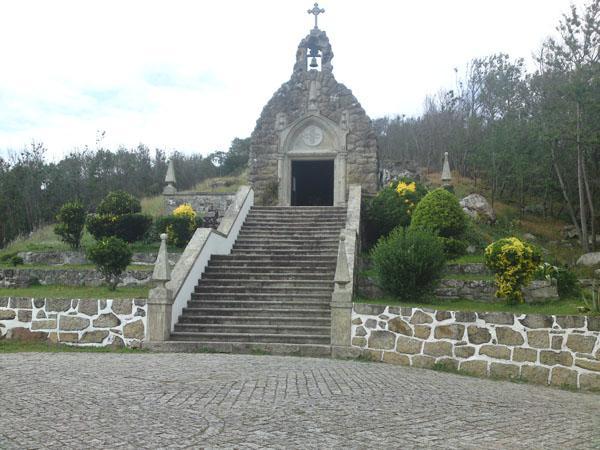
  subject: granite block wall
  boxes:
[0,297,146,348]
[352,304,600,391]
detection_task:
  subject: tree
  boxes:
[86,237,133,290]
[54,201,86,249]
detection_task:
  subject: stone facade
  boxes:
[249,28,378,205]
[0,268,153,288]
[352,304,600,391]
[164,192,235,228]
[0,297,146,347]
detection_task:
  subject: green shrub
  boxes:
[485,237,541,304]
[54,201,86,249]
[153,215,202,248]
[556,268,581,298]
[371,227,446,300]
[7,255,23,266]
[364,179,428,247]
[97,190,141,215]
[86,190,151,243]
[409,188,468,257]
[86,213,152,243]
[86,237,133,290]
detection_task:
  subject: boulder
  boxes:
[459,194,496,224]
[576,252,600,267]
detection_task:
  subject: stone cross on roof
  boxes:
[307,3,325,29]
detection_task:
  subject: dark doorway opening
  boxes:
[291,160,334,206]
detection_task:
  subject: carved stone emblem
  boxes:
[301,125,324,146]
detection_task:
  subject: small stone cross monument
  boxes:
[307,3,325,29]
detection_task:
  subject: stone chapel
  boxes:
[249,5,379,206]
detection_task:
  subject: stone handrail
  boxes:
[166,185,254,332]
[330,184,361,349]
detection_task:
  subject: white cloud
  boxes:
[0,0,587,159]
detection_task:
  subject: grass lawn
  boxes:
[0,285,149,299]
[355,295,593,316]
[0,340,144,353]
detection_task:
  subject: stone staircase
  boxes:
[168,206,347,354]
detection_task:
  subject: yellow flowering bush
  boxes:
[364,178,427,246]
[485,237,541,304]
[173,203,196,221]
[154,203,202,248]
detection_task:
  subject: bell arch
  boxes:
[277,113,348,206]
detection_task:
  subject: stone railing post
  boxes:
[147,233,173,342]
[331,232,353,347]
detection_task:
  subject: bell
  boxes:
[309,56,318,68]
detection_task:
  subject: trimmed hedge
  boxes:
[409,188,468,257]
[371,227,446,300]
[86,213,152,243]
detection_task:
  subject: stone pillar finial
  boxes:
[441,151,452,185]
[163,160,177,195]
[152,233,171,283]
[334,232,350,287]
[147,233,173,342]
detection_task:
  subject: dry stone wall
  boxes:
[352,303,600,391]
[0,268,152,288]
[0,297,146,347]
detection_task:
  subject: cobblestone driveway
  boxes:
[1,353,598,449]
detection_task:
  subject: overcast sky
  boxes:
[0,0,585,160]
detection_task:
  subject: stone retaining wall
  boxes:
[0,297,146,347]
[164,192,235,228]
[0,268,152,288]
[351,303,600,391]
[359,276,558,303]
[18,251,181,266]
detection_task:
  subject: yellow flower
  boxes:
[396,181,417,196]
[173,203,196,221]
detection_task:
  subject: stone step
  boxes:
[201,271,333,280]
[240,224,344,230]
[206,261,335,270]
[187,299,330,309]
[169,332,331,345]
[181,307,330,318]
[196,280,333,289]
[177,315,331,326]
[236,232,342,239]
[243,221,345,227]
[145,341,332,357]
[234,237,339,244]
[230,250,337,258]
[218,255,337,263]
[190,292,330,301]
[247,210,346,220]
[174,323,331,335]
[232,245,338,252]
[194,286,333,295]
[250,206,346,212]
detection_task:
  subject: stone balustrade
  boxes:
[0,297,146,347]
[352,303,600,391]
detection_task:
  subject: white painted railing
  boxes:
[166,186,254,331]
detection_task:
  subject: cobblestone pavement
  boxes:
[1,353,599,449]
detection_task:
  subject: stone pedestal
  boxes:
[147,286,172,342]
